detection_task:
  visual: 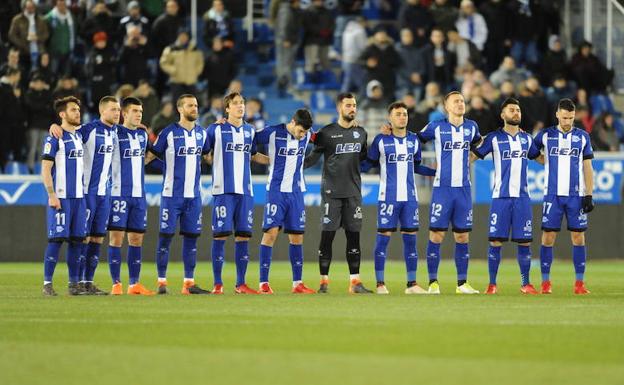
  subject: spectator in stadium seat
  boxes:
[80,1,116,48]
[203,0,235,50]
[539,35,568,87]
[44,0,75,75]
[546,75,576,125]
[591,113,620,152]
[52,74,82,105]
[402,93,427,133]
[416,81,442,116]
[455,0,488,51]
[398,0,433,48]
[118,1,150,46]
[396,28,426,101]
[573,105,593,133]
[117,26,149,87]
[133,80,160,127]
[446,27,482,72]
[151,0,184,94]
[361,80,388,144]
[489,56,529,88]
[159,30,204,102]
[151,99,176,136]
[421,28,455,92]
[518,76,548,133]
[203,37,237,100]
[200,96,224,128]
[226,79,243,95]
[430,0,459,34]
[333,0,363,53]
[466,95,497,136]
[507,0,543,69]
[361,27,400,102]
[479,0,511,73]
[24,73,54,172]
[0,68,25,171]
[340,17,367,94]
[0,47,27,88]
[8,0,49,69]
[274,0,302,92]
[86,31,116,113]
[29,52,55,88]
[302,0,334,76]
[0,1,20,44]
[569,41,614,96]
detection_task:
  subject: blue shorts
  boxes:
[541,195,588,232]
[47,198,87,242]
[212,194,254,237]
[488,197,533,242]
[377,200,419,232]
[159,197,203,237]
[85,194,111,237]
[108,196,147,233]
[262,191,306,234]
[429,186,473,232]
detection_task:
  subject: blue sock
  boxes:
[84,242,101,281]
[402,233,418,282]
[487,245,502,285]
[211,239,226,285]
[455,242,470,281]
[235,241,250,286]
[259,244,272,283]
[67,242,82,283]
[156,236,172,279]
[79,243,87,281]
[540,245,553,281]
[182,236,197,279]
[517,245,531,286]
[289,244,303,282]
[108,245,122,284]
[43,242,62,282]
[426,241,441,281]
[572,245,586,281]
[127,245,142,285]
[373,234,391,283]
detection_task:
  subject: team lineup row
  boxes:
[40,90,594,297]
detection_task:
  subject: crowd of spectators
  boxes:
[0,0,622,174]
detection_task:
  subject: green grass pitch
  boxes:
[1,260,623,385]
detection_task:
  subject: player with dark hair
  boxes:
[204,92,270,294]
[418,91,482,294]
[145,94,212,295]
[253,108,316,294]
[473,98,541,294]
[42,96,86,296]
[49,95,120,295]
[106,97,155,295]
[304,92,373,294]
[533,98,594,294]
[366,102,436,294]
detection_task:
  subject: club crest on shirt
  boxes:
[195,132,203,140]
[138,134,145,142]
[572,136,581,143]
[520,137,528,145]
[244,131,251,138]
[464,128,472,136]
[407,141,414,148]
[353,131,360,139]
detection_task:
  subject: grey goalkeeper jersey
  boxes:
[304,122,368,198]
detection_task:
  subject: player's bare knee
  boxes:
[91,236,104,244]
[128,232,143,247]
[288,234,303,245]
[109,231,124,247]
[261,231,278,246]
[454,232,469,244]
[571,231,585,246]
[235,236,251,242]
[541,231,556,246]
[490,240,503,247]
[429,230,444,244]
[379,231,392,237]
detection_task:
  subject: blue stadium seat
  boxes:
[310,91,336,114]
[5,161,29,175]
[32,163,42,175]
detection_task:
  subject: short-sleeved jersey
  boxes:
[368,132,422,202]
[79,120,115,196]
[309,123,368,198]
[111,126,148,198]
[534,126,594,196]
[205,121,257,196]
[474,129,540,198]
[150,123,209,198]
[419,118,481,187]
[255,124,311,193]
[41,130,84,199]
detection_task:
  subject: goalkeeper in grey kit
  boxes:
[304,93,373,294]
